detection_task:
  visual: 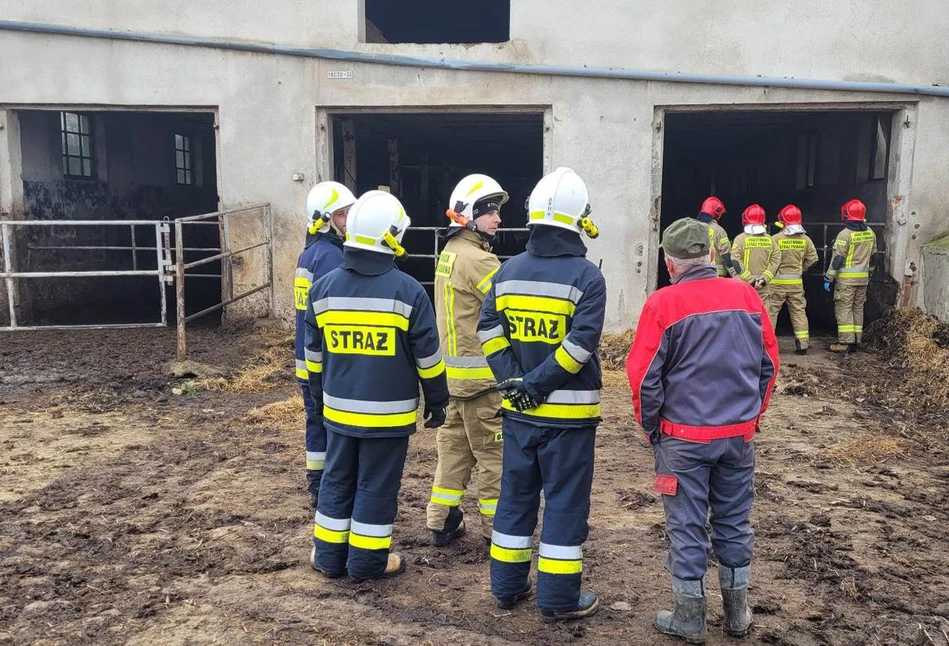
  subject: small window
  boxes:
[175,134,193,185]
[61,111,94,179]
[364,0,510,44]
[869,114,891,181]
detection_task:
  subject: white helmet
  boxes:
[306,181,357,235]
[526,167,599,238]
[447,174,509,226]
[344,190,411,256]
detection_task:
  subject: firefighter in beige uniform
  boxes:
[731,204,781,301]
[768,204,819,355]
[427,174,507,546]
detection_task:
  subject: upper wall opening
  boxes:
[364,0,510,44]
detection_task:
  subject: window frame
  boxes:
[60,111,95,180]
[175,133,194,186]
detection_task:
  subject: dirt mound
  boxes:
[196,330,295,393]
[599,329,634,370]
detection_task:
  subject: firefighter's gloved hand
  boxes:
[497,378,540,412]
[823,281,832,293]
[423,405,447,429]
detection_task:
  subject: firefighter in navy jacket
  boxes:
[626,217,779,642]
[304,191,449,581]
[478,168,605,623]
[294,182,355,510]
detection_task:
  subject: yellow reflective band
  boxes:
[491,544,532,563]
[349,532,392,550]
[316,310,409,331]
[306,460,324,470]
[294,277,311,311]
[854,326,863,332]
[554,346,584,374]
[305,360,322,374]
[482,336,510,356]
[770,278,803,285]
[477,268,498,294]
[323,406,417,428]
[838,272,869,279]
[432,486,464,497]
[418,359,447,379]
[794,330,809,339]
[446,365,494,380]
[444,281,457,355]
[353,234,376,246]
[314,525,350,544]
[845,240,856,268]
[838,325,858,332]
[296,366,309,380]
[497,294,576,316]
[763,270,775,280]
[479,498,498,516]
[501,400,600,419]
[538,557,583,575]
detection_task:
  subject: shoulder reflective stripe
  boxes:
[492,530,532,549]
[351,520,393,538]
[324,407,417,427]
[482,336,510,356]
[323,393,418,414]
[476,267,498,294]
[491,544,533,563]
[502,400,601,419]
[295,359,309,380]
[538,557,583,574]
[555,346,584,374]
[545,389,600,405]
[349,533,392,550]
[478,324,505,343]
[316,310,409,331]
[417,359,446,379]
[497,294,576,316]
[539,543,583,560]
[444,281,458,355]
[416,349,443,370]
[312,297,414,318]
[495,280,584,304]
[306,451,326,470]
[561,337,592,364]
[315,513,351,532]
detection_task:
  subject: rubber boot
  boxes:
[351,552,406,583]
[719,565,753,637]
[496,577,533,610]
[828,342,850,353]
[654,577,707,644]
[431,506,466,547]
[794,340,807,356]
[541,590,600,623]
[309,546,344,579]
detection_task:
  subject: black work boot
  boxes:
[794,340,807,356]
[847,343,857,354]
[496,577,533,610]
[719,565,753,637]
[541,590,600,623]
[431,506,466,547]
[309,546,344,579]
[654,577,707,643]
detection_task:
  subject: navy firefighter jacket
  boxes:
[478,226,606,428]
[304,247,450,438]
[294,232,344,384]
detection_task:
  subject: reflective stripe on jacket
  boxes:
[626,264,779,443]
[294,233,344,383]
[304,249,450,438]
[435,230,500,397]
[825,226,877,286]
[770,230,819,285]
[732,233,781,284]
[708,220,734,277]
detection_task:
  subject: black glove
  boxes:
[497,378,540,412]
[423,405,447,429]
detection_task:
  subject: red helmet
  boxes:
[741,204,766,227]
[841,199,867,222]
[700,196,726,219]
[777,204,803,226]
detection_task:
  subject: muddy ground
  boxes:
[2,324,949,645]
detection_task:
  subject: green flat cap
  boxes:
[660,218,710,259]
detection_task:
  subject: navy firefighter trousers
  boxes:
[301,386,326,504]
[654,435,755,581]
[313,430,409,580]
[490,418,596,612]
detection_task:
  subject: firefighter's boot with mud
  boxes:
[496,577,533,610]
[720,565,753,637]
[541,590,600,623]
[431,506,466,547]
[654,577,707,644]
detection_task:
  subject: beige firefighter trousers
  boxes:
[834,281,868,344]
[767,284,810,349]
[426,391,503,538]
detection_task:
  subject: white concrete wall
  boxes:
[922,239,949,324]
[1,1,949,328]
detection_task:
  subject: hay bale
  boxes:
[247,395,304,426]
[823,435,908,466]
[196,331,294,393]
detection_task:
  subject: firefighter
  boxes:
[692,196,736,277]
[478,167,606,622]
[304,190,450,581]
[824,199,878,353]
[731,204,781,300]
[768,204,819,355]
[295,181,356,509]
[427,174,507,547]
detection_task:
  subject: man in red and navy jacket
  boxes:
[626,217,779,643]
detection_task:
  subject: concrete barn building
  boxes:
[2,1,949,334]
